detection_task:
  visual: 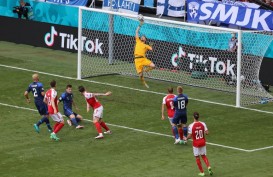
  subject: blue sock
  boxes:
[44,118,52,130]
[71,118,79,127]
[172,126,179,139]
[36,117,47,126]
[76,118,81,123]
[183,127,188,137]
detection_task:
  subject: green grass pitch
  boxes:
[0,41,273,177]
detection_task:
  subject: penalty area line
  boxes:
[1,102,270,153]
[1,64,273,115]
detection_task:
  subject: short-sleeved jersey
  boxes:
[59,92,73,110]
[84,92,102,109]
[162,94,175,118]
[26,82,45,103]
[134,37,152,58]
[188,121,208,147]
[173,94,188,114]
[45,88,59,114]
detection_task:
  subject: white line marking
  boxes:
[248,146,273,152]
[1,102,272,152]
[1,64,273,115]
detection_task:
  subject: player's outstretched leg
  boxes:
[144,62,155,76]
[100,121,112,135]
[140,75,149,88]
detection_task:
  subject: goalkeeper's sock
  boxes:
[144,66,154,72]
[172,126,179,139]
[183,126,188,137]
[201,155,210,168]
[100,121,109,131]
[196,157,204,173]
[94,122,102,134]
[140,75,145,82]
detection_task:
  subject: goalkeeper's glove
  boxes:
[148,42,154,47]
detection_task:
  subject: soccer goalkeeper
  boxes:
[134,20,155,88]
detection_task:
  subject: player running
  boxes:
[44,80,64,141]
[187,112,213,176]
[161,87,176,139]
[58,84,84,129]
[171,86,188,144]
[78,86,112,139]
[24,73,52,133]
[134,19,155,88]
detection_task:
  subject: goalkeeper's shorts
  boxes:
[134,57,152,74]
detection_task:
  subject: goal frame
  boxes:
[77,6,243,107]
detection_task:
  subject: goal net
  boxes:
[78,7,273,107]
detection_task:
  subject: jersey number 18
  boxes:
[177,100,186,109]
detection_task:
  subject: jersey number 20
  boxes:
[195,130,204,140]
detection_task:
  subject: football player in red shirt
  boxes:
[187,112,213,176]
[161,87,180,142]
[78,86,112,139]
[44,80,64,141]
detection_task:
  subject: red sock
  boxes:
[94,122,102,133]
[196,157,204,173]
[53,122,60,131]
[178,127,184,140]
[54,123,64,134]
[201,155,210,168]
[100,121,109,131]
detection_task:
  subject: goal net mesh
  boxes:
[79,9,273,106]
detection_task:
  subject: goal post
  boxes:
[77,6,273,107]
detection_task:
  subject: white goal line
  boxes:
[0,102,272,153]
[0,64,273,115]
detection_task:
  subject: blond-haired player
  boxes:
[134,20,155,88]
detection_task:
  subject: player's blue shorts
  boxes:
[64,108,77,118]
[172,112,187,125]
[35,101,48,116]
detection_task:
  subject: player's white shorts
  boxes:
[193,146,207,156]
[168,117,173,125]
[93,106,103,119]
[50,112,64,122]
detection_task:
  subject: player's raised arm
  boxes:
[135,21,143,39]
[93,91,112,97]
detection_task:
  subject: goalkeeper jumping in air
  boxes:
[134,17,155,88]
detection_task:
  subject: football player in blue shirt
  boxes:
[24,73,52,133]
[58,84,84,129]
[172,86,188,144]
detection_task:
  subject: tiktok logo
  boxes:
[44,26,58,47]
[171,46,186,67]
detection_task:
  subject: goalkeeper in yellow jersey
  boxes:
[134,20,155,88]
